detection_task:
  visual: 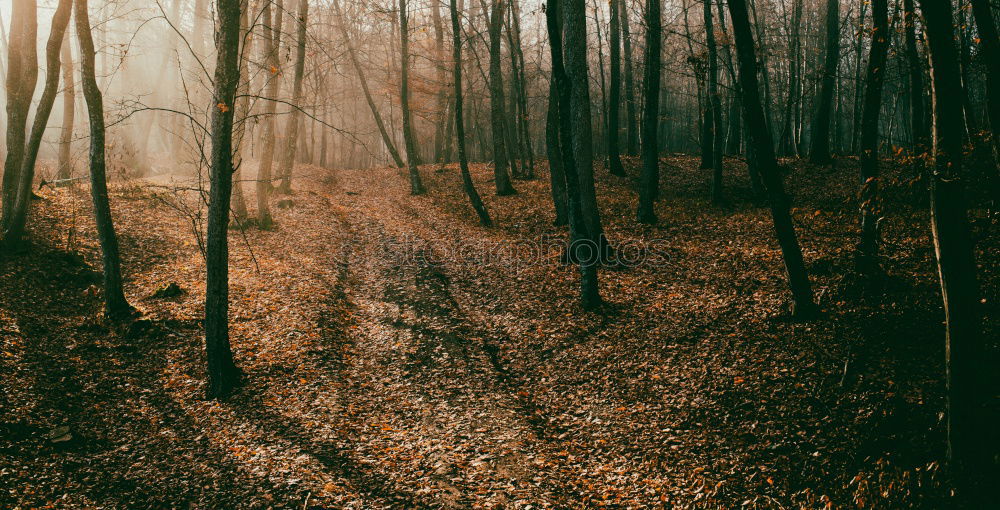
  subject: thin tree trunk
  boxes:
[969,0,1000,161]
[3,0,74,244]
[546,78,569,225]
[637,0,661,224]
[903,0,928,152]
[706,0,724,203]
[256,0,282,228]
[809,0,840,164]
[230,0,253,226]
[728,0,816,317]
[487,0,516,195]
[58,37,75,180]
[74,0,132,318]
[204,0,243,400]
[399,0,427,194]
[275,0,308,194]
[856,0,890,275]
[607,0,626,176]
[621,0,638,155]
[450,0,492,226]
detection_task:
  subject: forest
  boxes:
[0,0,997,506]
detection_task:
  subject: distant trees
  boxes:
[275,0,309,195]
[809,0,839,164]
[486,0,516,196]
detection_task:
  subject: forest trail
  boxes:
[3,159,996,508]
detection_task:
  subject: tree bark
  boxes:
[58,37,75,180]
[3,0,74,244]
[546,78,569,226]
[1,0,37,231]
[75,0,133,318]
[918,0,990,499]
[637,0,661,224]
[705,0,724,203]
[856,0,890,275]
[607,0,626,176]
[275,0,308,194]
[204,0,244,399]
[728,0,816,317]
[399,0,427,194]
[450,0,492,227]
[809,0,840,164]
[546,0,601,309]
[256,0,282,228]
[487,0,516,195]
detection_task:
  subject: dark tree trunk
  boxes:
[809,0,840,164]
[778,0,802,157]
[728,0,816,317]
[546,78,569,226]
[903,0,928,152]
[546,0,601,309]
[637,0,661,224]
[918,0,990,499]
[75,0,133,318]
[621,0,638,155]
[204,0,243,399]
[969,0,1000,161]
[57,37,75,180]
[432,0,448,163]
[705,0,724,203]
[487,0,516,195]
[332,0,404,168]
[1,0,37,232]
[607,0,626,176]
[450,0,492,227]
[275,0,308,194]
[256,0,283,229]
[399,0,426,194]
[3,0,73,244]
[856,0,890,275]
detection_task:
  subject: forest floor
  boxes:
[1,154,997,509]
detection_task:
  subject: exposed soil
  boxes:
[1,156,997,508]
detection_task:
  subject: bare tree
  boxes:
[398,0,426,194]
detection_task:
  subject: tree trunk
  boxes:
[728,0,816,317]
[705,0,724,203]
[1,0,37,231]
[399,0,427,194]
[918,0,990,499]
[637,0,661,224]
[546,78,569,226]
[565,0,608,261]
[75,0,133,318]
[856,0,890,275]
[809,0,840,164]
[275,0,308,194]
[969,0,1000,161]
[450,0,492,227]
[607,0,626,176]
[3,0,74,244]
[204,0,244,400]
[546,0,601,309]
[903,0,928,152]
[58,37,75,180]
[621,0,638,155]
[256,0,282,228]
[487,0,516,195]
[230,0,253,226]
